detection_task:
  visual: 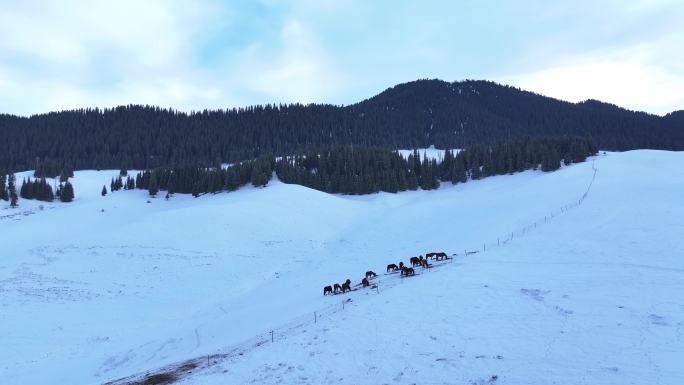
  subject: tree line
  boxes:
[0,173,76,207]
[123,136,597,198]
[0,80,679,173]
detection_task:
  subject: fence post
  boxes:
[271,330,274,343]
[314,311,317,323]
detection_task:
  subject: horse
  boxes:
[365,270,377,279]
[427,251,448,260]
[420,259,429,268]
[387,263,399,272]
[333,283,342,293]
[410,256,421,266]
[401,266,416,276]
[342,281,352,293]
[323,285,333,295]
[362,277,369,287]
[399,262,404,270]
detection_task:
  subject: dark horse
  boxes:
[401,266,416,276]
[323,285,333,295]
[427,252,448,260]
[362,277,369,287]
[333,283,342,294]
[410,256,421,266]
[342,279,352,293]
[365,270,377,279]
[386,263,399,272]
[420,259,429,268]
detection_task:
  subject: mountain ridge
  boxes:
[0,79,682,172]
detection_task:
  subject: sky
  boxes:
[0,0,682,116]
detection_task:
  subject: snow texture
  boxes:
[1,150,682,385]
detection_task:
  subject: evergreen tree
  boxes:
[60,182,75,202]
[148,173,159,197]
[20,178,31,199]
[0,174,7,201]
[8,173,18,207]
[102,185,107,196]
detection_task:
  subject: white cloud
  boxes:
[0,0,229,115]
[0,0,682,115]
[500,42,684,115]
[224,18,346,105]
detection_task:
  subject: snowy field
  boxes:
[1,150,683,385]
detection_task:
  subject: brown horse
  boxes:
[410,256,421,266]
[387,263,399,272]
[333,283,342,293]
[342,281,352,293]
[365,270,377,279]
[362,277,369,287]
[399,262,404,270]
[420,259,429,268]
[323,285,333,295]
[401,266,416,276]
[427,251,448,260]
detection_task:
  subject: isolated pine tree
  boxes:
[101,185,107,196]
[8,174,18,207]
[60,182,74,202]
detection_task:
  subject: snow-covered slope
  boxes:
[1,151,682,385]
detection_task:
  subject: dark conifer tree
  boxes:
[8,174,18,207]
[59,170,69,183]
[102,185,107,196]
[148,173,159,197]
[0,174,8,201]
[60,181,74,202]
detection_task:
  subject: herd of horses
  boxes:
[323,251,449,296]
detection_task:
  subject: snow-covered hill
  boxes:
[1,151,682,385]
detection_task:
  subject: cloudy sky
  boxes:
[0,0,682,116]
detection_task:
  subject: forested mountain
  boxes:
[0,79,681,172]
